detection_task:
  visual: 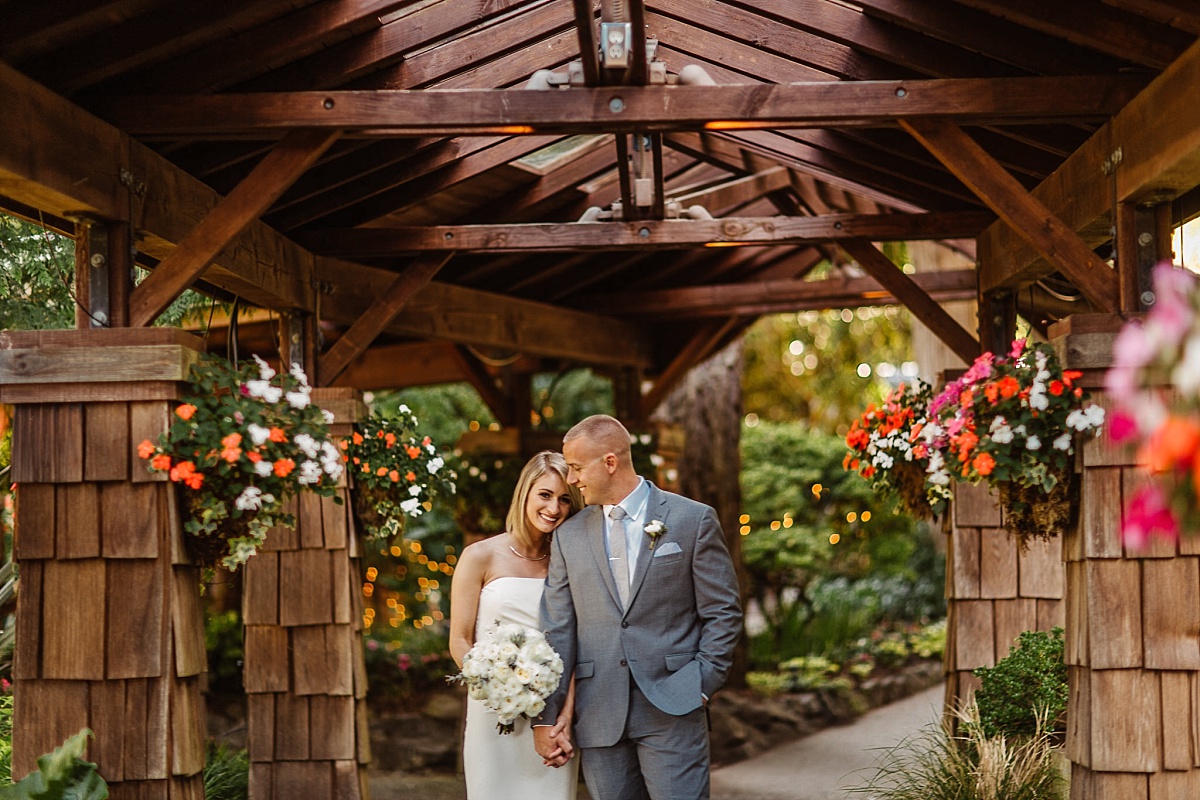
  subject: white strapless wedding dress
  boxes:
[463,576,579,800]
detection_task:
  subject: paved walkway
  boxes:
[710,683,945,800]
[370,683,945,800]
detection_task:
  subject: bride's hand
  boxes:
[550,714,574,760]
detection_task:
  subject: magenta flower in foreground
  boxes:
[1121,483,1179,550]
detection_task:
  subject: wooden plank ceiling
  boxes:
[2,0,1199,399]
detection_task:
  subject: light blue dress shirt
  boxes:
[604,477,650,578]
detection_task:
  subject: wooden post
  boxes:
[1052,315,1200,798]
[1116,202,1174,313]
[242,388,370,800]
[0,328,208,800]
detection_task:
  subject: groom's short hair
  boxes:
[564,414,632,464]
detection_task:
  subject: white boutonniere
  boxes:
[644,520,667,549]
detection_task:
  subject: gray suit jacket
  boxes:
[538,481,743,749]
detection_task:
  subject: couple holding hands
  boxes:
[450,415,743,800]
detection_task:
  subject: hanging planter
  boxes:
[339,404,456,541]
[138,355,344,570]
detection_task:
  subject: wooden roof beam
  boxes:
[297,211,993,256]
[840,240,980,363]
[95,75,1148,137]
[129,128,340,327]
[903,118,1118,313]
[317,253,451,386]
[587,267,976,320]
[978,36,1200,291]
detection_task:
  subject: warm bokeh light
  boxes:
[829,533,841,545]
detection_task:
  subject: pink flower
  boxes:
[1009,338,1027,359]
[397,654,412,671]
[1111,321,1156,370]
[1121,482,1179,549]
[1107,409,1140,443]
[366,639,379,651]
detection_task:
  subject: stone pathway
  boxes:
[710,683,945,800]
[369,683,945,800]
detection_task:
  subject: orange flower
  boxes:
[246,451,263,463]
[1049,380,1064,396]
[273,458,295,477]
[376,466,388,477]
[971,452,996,476]
[862,465,876,478]
[998,377,1020,399]
[377,430,385,439]
[183,472,204,490]
[422,436,431,446]
[406,471,416,482]
[338,439,350,450]
[1063,370,1083,387]
[352,432,364,445]
[959,389,973,408]
[151,454,172,471]
[221,446,242,463]
[176,404,197,421]
[221,432,242,449]
[268,427,287,443]
[389,470,400,482]
[1142,416,1200,473]
[170,460,199,485]
[406,445,421,459]
[385,433,397,447]
[137,439,157,459]
[984,383,1000,404]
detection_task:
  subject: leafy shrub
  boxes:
[204,609,244,695]
[974,627,1067,739]
[872,635,910,669]
[909,619,947,660]
[853,699,1064,800]
[0,692,11,784]
[4,728,108,800]
[204,741,249,800]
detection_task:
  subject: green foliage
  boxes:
[852,700,1065,800]
[204,609,244,695]
[2,729,109,800]
[909,618,947,660]
[0,556,15,680]
[203,742,249,800]
[0,215,75,331]
[747,656,849,695]
[363,627,456,706]
[743,300,914,434]
[0,693,12,785]
[974,627,1068,739]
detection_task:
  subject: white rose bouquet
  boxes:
[452,622,564,734]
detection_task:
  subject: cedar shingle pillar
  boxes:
[1,328,207,800]
[242,388,370,800]
[1054,317,1200,799]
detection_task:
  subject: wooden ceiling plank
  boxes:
[902,117,1118,312]
[640,317,740,418]
[317,253,452,386]
[573,0,601,85]
[22,0,319,94]
[670,167,791,214]
[743,246,829,283]
[234,0,541,92]
[0,61,312,312]
[1099,0,1200,35]
[94,75,1148,137]
[467,141,618,225]
[128,129,341,327]
[654,0,1018,79]
[853,0,1127,75]
[106,0,407,95]
[315,260,652,368]
[979,35,1200,291]
[841,240,980,362]
[0,0,164,64]
[950,0,1194,70]
[297,210,994,255]
[590,267,975,317]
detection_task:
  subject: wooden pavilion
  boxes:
[1,2,1200,798]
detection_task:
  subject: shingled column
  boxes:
[1053,317,1200,800]
[1,328,207,800]
[242,388,370,800]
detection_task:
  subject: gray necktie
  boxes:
[608,506,630,608]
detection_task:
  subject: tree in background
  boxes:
[0,214,76,330]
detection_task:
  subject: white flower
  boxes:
[872,452,895,470]
[1083,404,1106,429]
[289,363,311,387]
[1026,435,1042,451]
[322,409,336,424]
[427,456,444,475]
[298,460,323,485]
[1052,433,1073,451]
[261,385,283,404]
[1029,387,1049,410]
[409,485,422,497]
[1013,424,1027,437]
[248,424,271,446]
[253,355,276,380]
[293,433,319,458]
[245,379,270,399]
[235,486,264,511]
[255,460,274,476]
[400,497,422,515]
[399,404,411,413]
[286,390,310,409]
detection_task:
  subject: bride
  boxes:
[450,451,584,799]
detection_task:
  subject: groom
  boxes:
[535,414,743,800]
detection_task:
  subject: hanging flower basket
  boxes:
[139,355,344,571]
[340,404,456,540]
[844,380,951,519]
[996,464,1077,544]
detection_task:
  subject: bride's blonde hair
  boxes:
[505,451,582,550]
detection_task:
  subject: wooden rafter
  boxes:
[330,341,467,391]
[670,167,791,214]
[298,211,993,255]
[451,345,515,426]
[128,128,340,327]
[840,239,979,363]
[93,75,1147,137]
[640,317,741,418]
[588,267,977,319]
[978,36,1200,291]
[317,254,451,386]
[901,118,1119,313]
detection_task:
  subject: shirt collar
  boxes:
[605,477,648,523]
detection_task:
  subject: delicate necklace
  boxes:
[508,535,550,561]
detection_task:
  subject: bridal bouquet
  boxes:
[452,623,564,734]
